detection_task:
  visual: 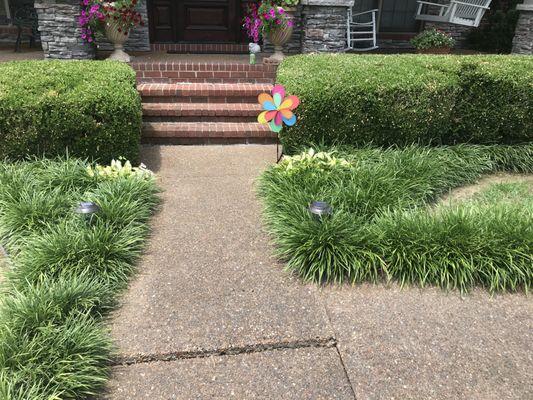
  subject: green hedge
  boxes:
[277,55,533,153]
[0,61,142,164]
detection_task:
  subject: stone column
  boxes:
[512,0,533,54]
[300,0,354,53]
[35,0,95,59]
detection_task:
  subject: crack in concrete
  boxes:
[334,344,358,400]
[317,292,358,400]
[112,337,337,366]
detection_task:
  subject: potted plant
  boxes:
[243,1,295,62]
[79,0,144,62]
[411,28,456,54]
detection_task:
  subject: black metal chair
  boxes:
[13,5,38,52]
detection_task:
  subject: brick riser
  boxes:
[142,96,259,104]
[143,103,260,123]
[139,78,274,84]
[132,62,277,85]
[143,122,273,139]
[150,43,249,54]
[144,116,258,123]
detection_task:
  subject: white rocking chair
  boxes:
[347,8,379,51]
[415,0,492,27]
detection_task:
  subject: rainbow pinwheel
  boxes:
[258,85,300,133]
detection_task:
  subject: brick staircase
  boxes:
[132,59,278,144]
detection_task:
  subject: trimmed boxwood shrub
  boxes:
[277,55,533,153]
[0,61,142,163]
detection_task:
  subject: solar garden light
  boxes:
[308,201,333,221]
[74,201,101,224]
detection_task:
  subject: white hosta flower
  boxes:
[276,148,351,174]
[87,158,154,180]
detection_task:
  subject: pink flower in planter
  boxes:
[258,85,300,133]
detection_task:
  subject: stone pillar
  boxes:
[96,0,150,52]
[300,0,353,53]
[35,0,95,59]
[512,0,533,54]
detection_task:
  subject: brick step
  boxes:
[138,83,271,104]
[142,122,276,145]
[142,103,261,123]
[133,62,277,84]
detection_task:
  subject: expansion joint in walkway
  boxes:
[113,337,337,366]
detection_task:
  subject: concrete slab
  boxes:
[322,284,533,400]
[140,144,279,177]
[105,347,354,400]
[110,146,333,358]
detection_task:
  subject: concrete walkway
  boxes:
[105,146,532,400]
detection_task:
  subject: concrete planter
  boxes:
[105,20,131,62]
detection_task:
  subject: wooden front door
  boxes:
[149,0,241,43]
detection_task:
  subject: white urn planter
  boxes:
[105,20,130,62]
[265,7,296,63]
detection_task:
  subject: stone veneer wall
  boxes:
[35,0,94,59]
[299,0,353,53]
[512,1,533,54]
[96,0,150,52]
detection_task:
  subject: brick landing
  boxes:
[133,55,278,145]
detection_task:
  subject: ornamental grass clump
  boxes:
[0,158,159,398]
[258,145,533,292]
